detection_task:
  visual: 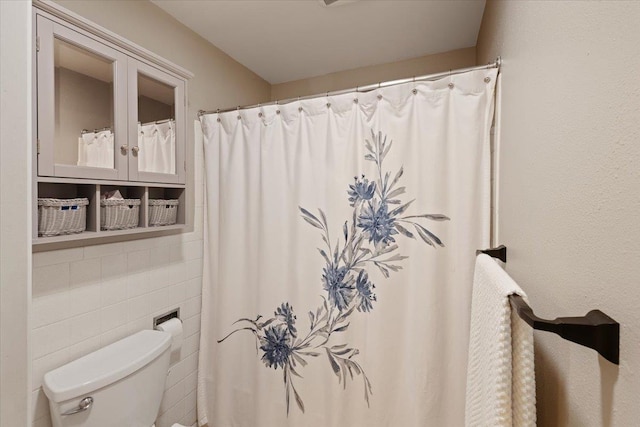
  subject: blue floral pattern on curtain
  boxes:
[218,130,450,414]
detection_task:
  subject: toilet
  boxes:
[43,330,188,427]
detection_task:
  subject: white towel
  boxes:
[101,189,124,200]
[465,254,536,427]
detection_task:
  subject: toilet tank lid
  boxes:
[43,330,171,403]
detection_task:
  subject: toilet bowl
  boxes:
[43,330,183,427]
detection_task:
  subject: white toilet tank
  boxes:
[43,330,172,427]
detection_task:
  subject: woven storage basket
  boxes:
[100,198,140,230]
[38,198,89,236]
[149,199,179,226]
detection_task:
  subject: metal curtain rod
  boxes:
[198,57,502,117]
[477,246,620,365]
[139,118,174,127]
[81,127,112,135]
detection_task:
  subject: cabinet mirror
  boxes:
[54,37,115,170]
[37,16,128,181]
[137,73,176,175]
[36,13,186,184]
[128,58,185,184]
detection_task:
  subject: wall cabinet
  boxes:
[36,14,186,184]
[36,180,186,244]
[33,3,193,249]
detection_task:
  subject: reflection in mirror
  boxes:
[137,73,176,174]
[54,37,115,169]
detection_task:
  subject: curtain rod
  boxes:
[139,118,175,127]
[198,57,501,118]
[81,126,112,135]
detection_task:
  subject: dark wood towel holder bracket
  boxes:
[477,246,620,365]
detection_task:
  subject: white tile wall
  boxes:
[31,130,205,427]
[31,232,204,427]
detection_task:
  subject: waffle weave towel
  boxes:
[465,254,536,427]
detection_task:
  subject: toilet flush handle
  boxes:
[61,396,93,416]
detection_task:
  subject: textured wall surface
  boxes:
[271,47,476,100]
[477,1,640,426]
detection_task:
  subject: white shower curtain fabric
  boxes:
[77,129,114,168]
[138,121,176,174]
[198,69,497,427]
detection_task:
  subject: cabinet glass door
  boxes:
[128,60,185,184]
[37,16,128,180]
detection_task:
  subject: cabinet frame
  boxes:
[34,179,188,251]
[127,59,186,184]
[32,2,194,250]
[36,15,129,180]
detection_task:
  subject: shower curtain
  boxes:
[138,120,176,174]
[198,68,497,427]
[77,129,114,168]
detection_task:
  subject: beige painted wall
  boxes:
[138,95,173,124]
[28,2,271,427]
[271,47,475,100]
[477,1,640,425]
[0,1,32,426]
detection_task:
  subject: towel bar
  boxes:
[476,244,507,262]
[477,246,620,365]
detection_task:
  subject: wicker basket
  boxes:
[100,198,140,230]
[38,198,89,237]
[148,199,179,226]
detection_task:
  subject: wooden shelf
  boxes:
[35,182,188,251]
[37,176,185,188]
[33,224,187,251]
[32,5,191,252]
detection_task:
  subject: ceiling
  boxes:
[151,0,486,84]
